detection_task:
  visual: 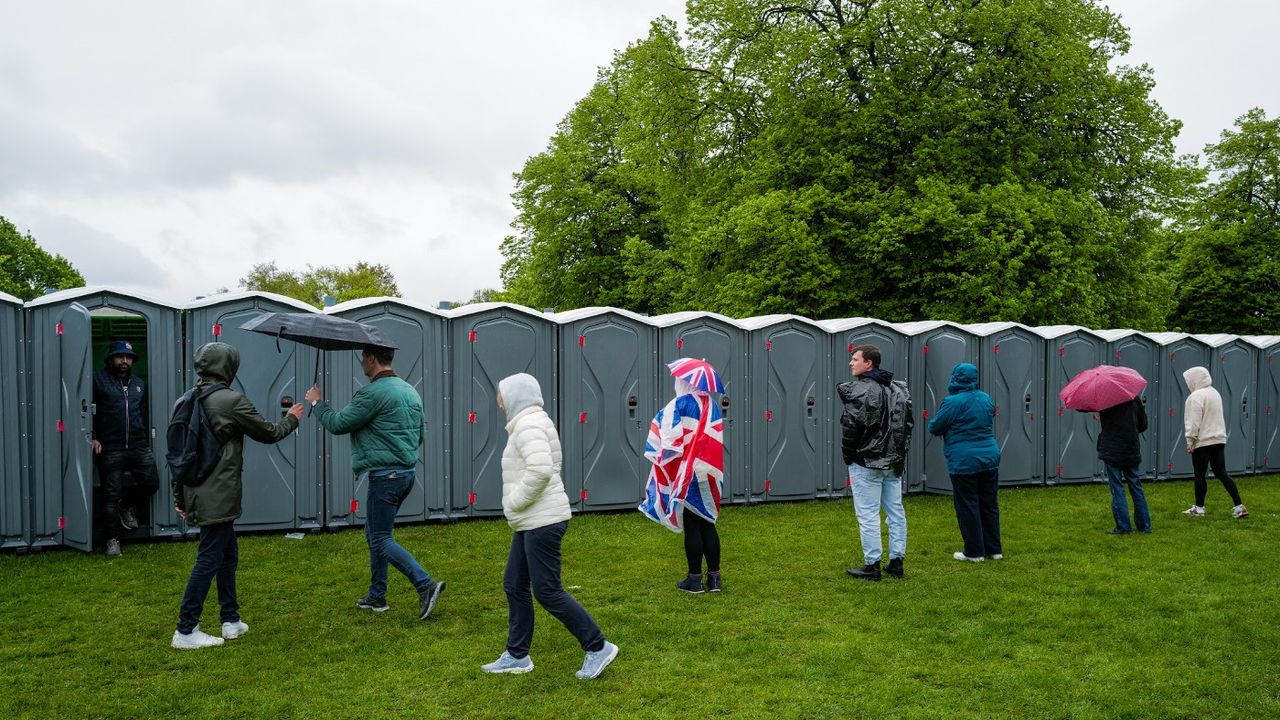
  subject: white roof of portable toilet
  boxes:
[1030,324,1103,340]
[1144,331,1191,345]
[446,301,552,320]
[893,320,963,335]
[1093,329,1144,342]
[1191,333,1242,348]
[648,310,741,328]
[1241,335,1280,349]
[325,296,448,318]
[735,314,826,332]
[815,317,884,332]
[25,285,177,309]
[549,306,652,324]
[958,321,1035,336]
[0,290,20,304]
[183,290,315,312]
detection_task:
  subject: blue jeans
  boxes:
[365,469,432,599]
[176,521,238,633]
[849,464,907,564]
[1104,463,1151,532]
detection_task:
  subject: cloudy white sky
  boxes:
[2,1,1276,308]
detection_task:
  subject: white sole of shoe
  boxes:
[482,663,534,675]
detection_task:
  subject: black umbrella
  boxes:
[239,312,397,389]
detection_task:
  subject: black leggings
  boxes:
[683,508,721,575]
[1192,444,1243,507]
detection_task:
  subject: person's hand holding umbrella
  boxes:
[305,384,323,408]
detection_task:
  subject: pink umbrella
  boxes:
[667,357,725,394]
[1058,365,1148,412]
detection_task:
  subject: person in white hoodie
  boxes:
[480,373,619,679]
[1182,366,1248,518]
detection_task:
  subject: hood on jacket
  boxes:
[863,367,895,386]
[194,342,239,385]
[1183,366,1212,392]
[499,373,544,417]
[947,363,979,394]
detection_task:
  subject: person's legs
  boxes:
[1125,465,1152,532]
[503,530,535,658]
[97,451,127,539]
[976,469,1002,555]
[213,524,240,624]
[526,521,605,653]
[1104,463,1133,532]
[1206,444,1244,506]
[367,472,433,593]
[849,464,883,564]
[950,472,984,558]
[682,508,705,575]
[1191,447,1210,507]
[176,523,230,633]
[879,470,907,561]
[122,448,160,521]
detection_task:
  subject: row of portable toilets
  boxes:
[1,287,1277,553]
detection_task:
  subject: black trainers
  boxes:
[418,580,445,620]
[884,557,904,577]
[356,595,390,613]
[677,573,704,594]
[846,561,881,581]
[705,572,722,592]
[120,508,139,531]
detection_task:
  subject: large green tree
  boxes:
[0,216,85,300]
[1167,108,1280,334]
[503,0,1186,327]
[237,261,400,307]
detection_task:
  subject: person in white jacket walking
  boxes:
[1182,366,1248,518]
[480,373,619,679]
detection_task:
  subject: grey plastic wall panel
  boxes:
[559,314,656,511]
[326,303,447,527]
[450,308,556,517]
[657,319,748,503]
[978,329,1045,486]
[1258,347,1280,472]
[0,297,28,548]
[748,321,831,501]
[1207,340,1256,475]
[1155,337,1211,479]
[186,299,322,531]
[908,326,978,495]
[1106,335,1160,479]
[1043,332,1104,484]
[828,322,908,496]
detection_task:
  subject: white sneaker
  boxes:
[222,621,249,640]
[575,641,619,680]
[1183,505,1205,516]
[172,626,225,650]
[481,651,534,674]
[1232,504,1249,519]
[988,554,1004,560]
[953,552,984,563]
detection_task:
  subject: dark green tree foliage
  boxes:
[502,0,1184,326]
[238,261,400,308]
[0,216,85,300]
[1169,109,1280,334]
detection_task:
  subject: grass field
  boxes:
[2,477,1278,719]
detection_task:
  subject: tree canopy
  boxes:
[237,261,400,307]
[501,0,1188,328]
[0,216,85,300]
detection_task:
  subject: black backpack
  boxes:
[166,383,229,488]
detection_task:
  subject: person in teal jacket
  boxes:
[927,363,1002,563]
[306,345,444,621]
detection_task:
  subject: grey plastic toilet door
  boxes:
[58,303,94,552]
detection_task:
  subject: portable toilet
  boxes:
[26,287,184,550]
[738,315,832,502]
[652,312,749,502]
[1193,334,1257,476]
[1243,336,1280,474]
[1037,326,1106,484]
[1147,333,1212,479]
[1095,329,1160,479]
[1,291,27,549]
[185,292,323,532]
[818,318,909,496]
[960,323,1045,486]
[553,307,657,512]
[449,303,557,518]
[324,298,449,527]
[898,321,978,494]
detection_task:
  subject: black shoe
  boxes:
[846,561,882,581]
[120,508,139,531]
[356,594,389,613]
[418,580,445,620]
[706,572,722,592]
[1106,528,1131,535]
[884,557,904,577]
[677,573,704,594]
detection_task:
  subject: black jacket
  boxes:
[92,368,149,451]
[838,368,913,473]
[1097,397,1148,468]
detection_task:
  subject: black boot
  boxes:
[884,557,904,578]
[846,561,881,581]
[677,573,705,594]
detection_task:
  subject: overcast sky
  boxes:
[2,1,1276,308]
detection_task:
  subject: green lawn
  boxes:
[2,477,1278,720]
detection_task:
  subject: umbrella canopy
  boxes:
[239,312,397,351]
[667,357,725,394]
[1058,365,1147,412]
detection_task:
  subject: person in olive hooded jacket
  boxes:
[171,342,302,650]
[927,363,1002,563]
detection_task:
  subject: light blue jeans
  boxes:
[849,464,907,565]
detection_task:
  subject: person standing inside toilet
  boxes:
[92,339,160,557]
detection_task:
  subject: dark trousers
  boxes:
[1192,444,1243,507]
[96,448,160,538]
[176,522,239,634]
[951,468,1002,558]
[503,520,604,659]
[683,508,721,575]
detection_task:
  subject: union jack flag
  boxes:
[666,357,725,394]
[638,392,725,532]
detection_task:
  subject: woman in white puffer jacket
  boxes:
[1182,366,1248,518]
[480,373,619,680]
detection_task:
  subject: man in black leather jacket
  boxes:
[92,339,159,556]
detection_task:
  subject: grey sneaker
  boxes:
[481,651,534,674]
[171,625,224,650]
[953,552,984,563]
[575,641,619,680]
[105,539,122,557]
[356,595,389,612]
[221,620,249,640]
[120,508,140,531]
[1232,504,1249,519]
[418,580,445,620]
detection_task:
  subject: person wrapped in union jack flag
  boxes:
[639,358,726,594]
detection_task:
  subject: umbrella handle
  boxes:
[275,327,283,353]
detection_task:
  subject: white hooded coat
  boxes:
[497,373,572,531]
[1183,366,1228,449]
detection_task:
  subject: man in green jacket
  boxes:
[305,344,445,621]
[172,342,303,650]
